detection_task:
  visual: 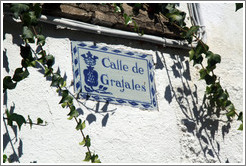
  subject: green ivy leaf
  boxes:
[192,54,203,66]
[226,110,235,118]
[21,59,29,68]
[166,11,186,26]
[140,30,144,36]
[37,34,45,46]
[190,42,207,66]
[199,68,207,80]
[226,103,235,112]
[123,13,132,25]
[21,59,36,68]
[189,49,195,61]
[33,3,42,18]
[181,26,199,44]
[22,11,38,26]
[211,82,222,94]
[61,90,68,98]
[37,118,43,124]
[114,3,122,13]
[94,159,101,163]
[185,26,199,38]
[28,115,33,129]
[37,58,44,65]
[12,68,29,82]
[22,26,34,43]
[44,67,52,77]
[180,27,189,37]
[165,3,177,13]
[84,152,91,162]
[236,3,243,11]
[85,135,91,147]
[51,73,61,87]
[205,85,212,94]
[167,12,182,22]
[226,103,236,118]
[237,112,243,121]
[60,90,73,106]
[224,100,232,108]
[65,96,73,105]
[194,41,209,56]
[6,109,26,130]
[91,154,101,163]
[20,45,33,61]
[79,138,86,146]
[37,50,46,62]
[238,123,243,130]
[67,106,78,120]
[218,92,228,103]
[30,60,36,67]
[3,154,7,163]
[61,102,68,108]
[166,12,181,21]
[76,118,82,130]
[206,51,221,72]
[45,54,55,69]
[10,3,30,19]
[82,120,86,130]
[204,74,216,85]
[76,119,86,130]
[58,78,65,88]
[61,80,66,88]
[3,76,17,92]
[133,20,138,32]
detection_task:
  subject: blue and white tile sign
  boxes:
[71,41,157,110]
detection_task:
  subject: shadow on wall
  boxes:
[2,102,23,163]
[2,17,118,163]
[3,19,23,162]
[3,15,234,163]
[3,49,114,163]
[156,49,232,163]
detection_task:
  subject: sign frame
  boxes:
[71,41,157,110]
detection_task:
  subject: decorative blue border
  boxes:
[71,41,157,110]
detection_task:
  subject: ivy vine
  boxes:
[3,3,100,163]
[164,3,243,130]
[112,3,243,130]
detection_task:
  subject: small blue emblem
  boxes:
[81,51,112,94]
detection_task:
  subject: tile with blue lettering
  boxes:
[71,41,157,110]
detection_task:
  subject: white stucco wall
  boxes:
[2,3,244,164]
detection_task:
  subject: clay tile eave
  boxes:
[41,3,183,40]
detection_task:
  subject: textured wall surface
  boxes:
[2,3,244,164]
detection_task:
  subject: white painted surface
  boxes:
[2,3,244,163]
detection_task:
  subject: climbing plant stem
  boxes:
[74,117,92,158]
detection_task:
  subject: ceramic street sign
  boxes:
[71,41,157,110]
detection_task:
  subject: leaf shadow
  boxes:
[74,96,117,127]
[101,102,109,112]
[3,49,10,73]
[159,50,233,163]
[77,108,84,116]
[102,113,109,127]
[3,103,22,163]
[86,113,97,124]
